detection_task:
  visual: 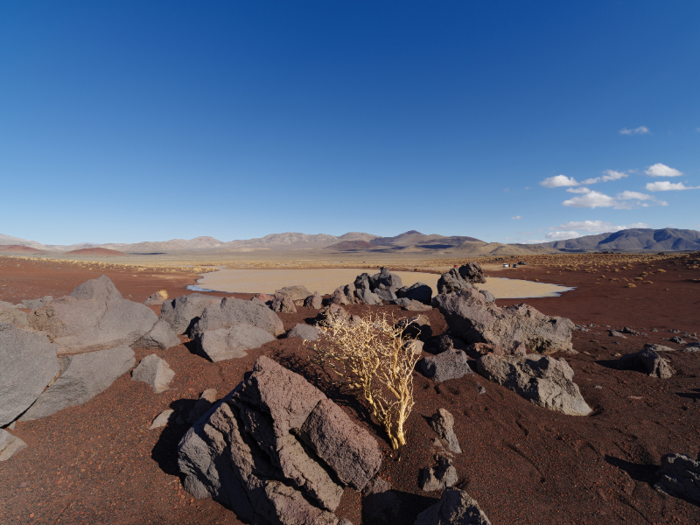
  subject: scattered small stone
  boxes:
[286,323,320,341]
[643,343,675,352]
[414,488,492,525]
[430,408,461,454]
[670,336,686,344]
[149,409,175,430]
[131,354,176,393]
[0,429,27,461]
[655,453,700,504]
[609,330,627,338]
[595,385,603,389]
[669,329,680,333]
[476,383,487,395]
[419,349,473,382]
[616,348,675,379]
[620,327,640,335]
[419,455,459,492]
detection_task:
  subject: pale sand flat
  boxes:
[192,269,573,299]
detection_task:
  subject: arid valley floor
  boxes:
[1,251,700,524]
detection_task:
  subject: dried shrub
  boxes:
[157,289,169,299]
[311,312,421,449]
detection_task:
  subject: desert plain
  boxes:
[1,249,700,524]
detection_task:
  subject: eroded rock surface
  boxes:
[193,297,285,337]
[131,354,175,394]
[0,429,27,462]
[433,288,575,355]
[177,356,381,525]
[286,323,320,341]
[160,293,222,335]
[194,324,276,362]
[133,319,181,351]
[477,354,592,416]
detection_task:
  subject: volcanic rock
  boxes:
[419,455,459,492]
[0,302,28,327]
[437,263,486,294]
[0,429,27,462]
[397,282,433,305]
[420,349,473,383]
[414,487,492,525]
[21,345,135,421]
[361,477,400,525]
[477,354,592,416]
[19,296,53,309]
[177,356,381,524]
[397,315,431,340]
[304,292,323,309]
[274,285,313,301]
[193,297,285,337]
[433,287,575,355]
[28,275,158,355]
[356,288,382,306]
[464,342,527,360]
[655,453,700,504]
[405,300,433,312]
[159,293,222,335]
[271,295,297,314]
[187,388,218,424]
[370,267,403,292]
[194,323,276,362]
[133,319,181,351]
[131,354,175,394]
[150,409,176,430]
[286,323,320,341]
[0,324,60,426]
[616,347,675,379]
[430,408,461,454]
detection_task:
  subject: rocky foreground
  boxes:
[1,255,700,524]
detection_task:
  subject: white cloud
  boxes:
[562,191,617,208]
[627,222,652,229]
[581,170,629,184]
[646,181,700,191]
[618,191,652,201]
[555,220,623,232]
[645,163,683,177]
[511,216,521,220]
[545,231,581,240]
[566,187,591,194]
[540,175,579,188]
[620,126,650,135]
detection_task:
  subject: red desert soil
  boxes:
[1,253,699,524]
[0,245,44,253]
[66,248,127,256]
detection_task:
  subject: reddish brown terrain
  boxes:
[66,248,127,256]
[1,253,699,524]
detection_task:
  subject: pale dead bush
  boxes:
[311,312,421,449]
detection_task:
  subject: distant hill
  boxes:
[0,244,44,253]
[542,228,700,253]
[66,248,127,256]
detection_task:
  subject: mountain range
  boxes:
[1,228,699,256]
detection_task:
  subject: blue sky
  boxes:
[1,1,698,245]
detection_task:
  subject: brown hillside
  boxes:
[67,248,126,256]
[325,240,377,251]
[0,244,43,253]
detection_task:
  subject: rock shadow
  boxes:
[604,455,657,485]
[151,398,199,477]
[677,388,700,400]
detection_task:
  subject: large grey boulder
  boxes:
[437,268,475,295]
[194,323,276,362]
[0,429,27,462]
[370,268,403,293]
[286,323,320,341]
[133,319,181,351]
[375,289,397,302]
[304,292,324,309]
[28,275,158,355]
[193,297,285,337]
[397,282,433,305]
[177,355,381,524]
[159,293,222,335]
[0,324,60,426]
[420,349,473,383]
[274,285,313,301]
[433,288,575,355]
[20,344,135,421]
[131,354,175,393]
[356,288,382,306]
[414,488,492,525]
[271,295,297,314]
[616,347,675,378]
[655,453,700,503]
[477,354,592,416]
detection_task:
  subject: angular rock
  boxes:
[370,268,403,293]
[150,409,176,430]
[429,334,468,355]
[194,323,276,362]
[394,297,412,307]
[0,302,28,327]
[177,356,381,523]
[397,282,433,305]
[159,293,222,335]
[286,324,320,341]
[193,297,285,337]
[330,286,351,306]
[609,330,627,338]
[187,388,218,424]
[144,290,168,306]
[353,273,372,291]
[437,268,476,295]
[356,288,382,306]
[133,319,181,351]
[433,288,575,355]
[643,343,675,352]
[0,429,27,462]
[414,487,492,525]
[464,342,527,360]
[458,263,487,284]
[397,315,432,340]
[274,285,313,301]
[419,455,459,492]
[430,408,461,454]
[20,345,135,421]
[420,349,473,382]
[375,289,397,302]
[477,354,592,416]
[28,275,158,354]
[131,354,175,394]
[405,300,433,312]
[406,340,425,356]
[616,348,675,379]
[271,295,297,314]
[683,342,700,352]
[304,292,323,309]
[19,296,53,309]
[362,477,400,524]
[0,324,60,426]
[479,289,495,303]
[298,398,382,490]
[655,453,700,504]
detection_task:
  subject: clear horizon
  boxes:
[2,1,699,245]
